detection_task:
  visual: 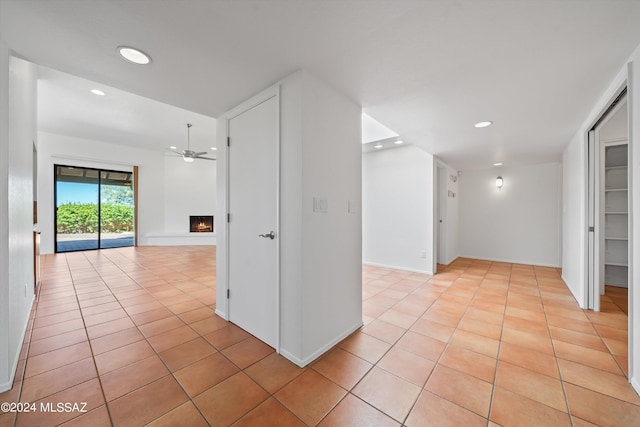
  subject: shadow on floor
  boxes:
[56,236,134,252]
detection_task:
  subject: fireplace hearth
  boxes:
[190,216,214,233]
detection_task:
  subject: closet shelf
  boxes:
[605,261,628,267]
[603,142,628,288]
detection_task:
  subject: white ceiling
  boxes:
[362,114,398,143]
[3,0,640,170]
[37,66,217,154]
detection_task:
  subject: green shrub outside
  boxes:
[56,203,133,234]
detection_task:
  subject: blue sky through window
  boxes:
[56,182,98,206]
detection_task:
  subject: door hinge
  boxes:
[227,137,230,147]
[227,213,231,223]
[227,289,230,299]
[588,226,595,232]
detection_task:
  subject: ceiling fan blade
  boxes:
[194,151,207,156]
[196,156,217,161]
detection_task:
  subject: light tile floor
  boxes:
[0,247,637,426]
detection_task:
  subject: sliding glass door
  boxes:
[55,165,134,252]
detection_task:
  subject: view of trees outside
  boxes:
[55,166,135,252]
[56,185,134,234]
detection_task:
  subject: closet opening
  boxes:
[586,87,629,375]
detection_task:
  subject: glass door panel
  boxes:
[55,165,99,252]
[99,171,134,249]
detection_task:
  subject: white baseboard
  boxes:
[457,254,561,269]
[443,255,459,266]
[214,308,228,321]
[561,273,587,309]
[144,233,216,246]
[631,377,640,397]
[280,321,364,368]
[1,294,34,393]
[362,261,433,276]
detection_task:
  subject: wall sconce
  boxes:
[496,176,504,190]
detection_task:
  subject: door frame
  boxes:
[587,91,628,310]
[587,129,600,310]
[434,163,447,268]
[223,85,281,352]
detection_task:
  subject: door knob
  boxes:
[259,231,275,240]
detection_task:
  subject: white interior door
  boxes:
[227,95,279,348]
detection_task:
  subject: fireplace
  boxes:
[190,216,214,233]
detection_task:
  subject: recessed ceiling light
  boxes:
[90,89,105,96]
[394,140,404,145]
[493,162,503,166]
[211,147,217,151]
[474,121,493,128]
[117,46,151,65]
[374,144,383,149]
[169,146,177,150]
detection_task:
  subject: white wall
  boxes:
[216,70,362,367]
[298,71,362,361]
[38,132,216,253]
[629,46,640,394]
[562,135,586,304]
[0,31,10,394]
[0,55,37,392]
[363,145,434,274]
[163,155,216,233]
[459,162,562,267]
[278,74,304,362]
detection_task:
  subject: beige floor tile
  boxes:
[406,390,487,427]
[312,347,372,390]
[275,370,346,426]
[352,367,421,423]
[425,364,492,418]
[18,249,636,427]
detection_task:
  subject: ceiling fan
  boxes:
[170,123,216,162]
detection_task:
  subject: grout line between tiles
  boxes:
[14,250,637,426]
[485,261,511,425]
[70,251,116,427]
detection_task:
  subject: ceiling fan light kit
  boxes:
[170,123,216,162]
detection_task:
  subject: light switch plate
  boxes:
[348,200,359,214]
[313,197,328,213]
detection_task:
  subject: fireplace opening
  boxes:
[190,216,214,233]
